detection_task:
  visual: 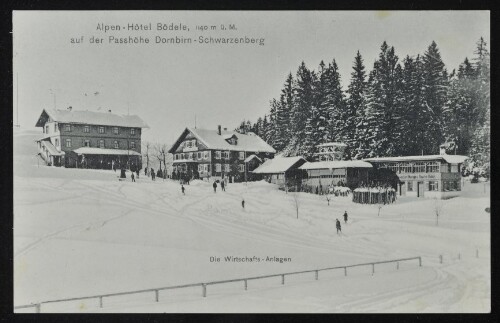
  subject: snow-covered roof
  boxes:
[363,155,468,164]
[40,139,64,156]
[252,156,306,174]
[299,160,373,170]
[73,147,142,156]
[35,109,149,128]
[244,154,262,163]
[168,127,276,153]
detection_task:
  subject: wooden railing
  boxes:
[14,256,423,313]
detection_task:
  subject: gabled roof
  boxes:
[252,156,306,174]
[244,154,262,163]
[299,160,373,170]
[363,154,468,164]
[168,127,276,154]
[35,108,149,128]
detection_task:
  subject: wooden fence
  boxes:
[14,256,423,313]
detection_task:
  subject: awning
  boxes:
[73,147,141,156]
[39,139,64,156]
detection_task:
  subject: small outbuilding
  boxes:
[299,160,373,191]
[252,156,306,187]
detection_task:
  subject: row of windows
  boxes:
[45,124,137,135]
[182,139,197,148]
[174,151,246,161]
[175,151,210,160]
[379,161,441,174]
[405,180,461,192]
[307,175,346,179]
[195,164,245,173]
[60,138,136,149]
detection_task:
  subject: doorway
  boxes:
[417,181,424,197]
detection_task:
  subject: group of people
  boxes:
[335,211,348,234]
[180,179,245,209]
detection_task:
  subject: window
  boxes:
[428,181,438,191]
[99,140,105,148]
[198,164,203,172]
[65,138,72,148]
[113,127,119,134]
[54,124,57,132]
[84,140,90,147]
[99,126,105,134]
[413,162,426,173]
[450,164,459,173]
[426,162,439,173]
[180,153,184,160]
[197,152,202,159]
[224,164,230,172]
[45,125,49,133]
[224,151,230,159]
[84,126,90,133]
[65,124,71,132]
[215,151,221,159]
[114,141,119,149]
[216,164,221,172]
[204,151,209,159]
[130,128,136,135]
[407,181,413,191]
[239,164,245,172]
[189,153,193,160]
[239,152,245,160]
[54,138,59,147]
[130,141,135,149]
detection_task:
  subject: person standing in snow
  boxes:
[242,199,245,209]
[151,169,155,181]
[131,172,135,182]
[221,180,225,192]
[136,168,139,179]
[343,211,348,224]
[181,184,185,195]
[336,219,341,234]
[213,181,217,193]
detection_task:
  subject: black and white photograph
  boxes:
[12,10,490,313]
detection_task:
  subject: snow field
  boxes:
[13,129,490,312]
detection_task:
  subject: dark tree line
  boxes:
[236,38,490,174]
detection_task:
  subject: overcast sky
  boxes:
[13,11,490,144]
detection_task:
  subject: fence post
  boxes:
[99,296,103,308]
[476,249,479,258]
[244,280,248,291]
[344,267,347,276]
[419,257,422,267]
[35,303,41,313]
[396,262,399,270]
[281,274,285,285]
[155,289,159,302]
[439,255,443,264]
[315,270,318,280]
[372,263,375,275]
[202,284,207,297]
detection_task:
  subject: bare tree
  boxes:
[142,141,151,176]
[325,193,331,206]
[292,192,300,219]
[434,198,444,226]
[153,142,168,178]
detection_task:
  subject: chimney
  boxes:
[68,106,72,111]
[218,125,221,135]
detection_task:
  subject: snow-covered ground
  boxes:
[13,128,490,313]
